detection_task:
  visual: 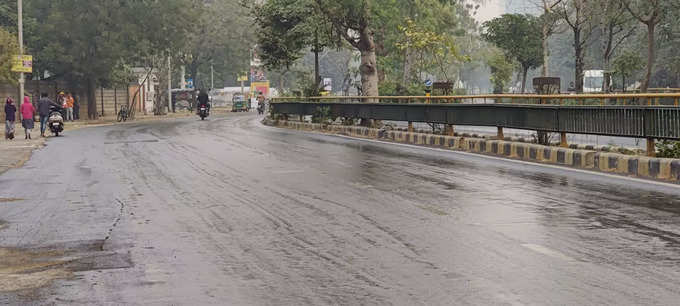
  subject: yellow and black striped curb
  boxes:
[269,120,680,183]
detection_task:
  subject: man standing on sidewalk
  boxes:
[38,93,54,137]
[65,92,74,121]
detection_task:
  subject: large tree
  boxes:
[597,0,636,92]
[535,0,563,77]
[313,0,381,96]
[253,0,335,91]
[483,14,543,93]
[621,0,674,92]
[558,0,596,93]
[0,27,18,85]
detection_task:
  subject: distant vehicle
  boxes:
[583,70,611,93]
[232,94,248,112]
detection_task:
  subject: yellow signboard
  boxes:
[11,55,33,73]
[237,75,248,82]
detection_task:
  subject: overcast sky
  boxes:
[475,0,505,23]
[474,0,540,23]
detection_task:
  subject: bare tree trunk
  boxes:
[402,48,414,85]
[574,29,585,93]
[358,28,379,98]
[155,62,168,116]
[641,23,655,92]
[521,67,529,94]
[86,78,98,120]
[314,30,321,91]
[542,23,550,77]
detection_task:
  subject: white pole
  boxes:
[180,65,186,89]
[167,56,172,113]
[210,64,214,90]
[18,0,25,119]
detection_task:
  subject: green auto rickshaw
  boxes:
[232,94,248,112]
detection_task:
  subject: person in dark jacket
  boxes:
[196,89,210,113]
[4,97,16,140]
[38,93,58,137]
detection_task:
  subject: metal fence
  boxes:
[271,102,680,140]
[272,93,680,106]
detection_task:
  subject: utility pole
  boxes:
[180,65,186,89]
[210,64,214,90]
[167,56,172,113]
[17,0,25,119]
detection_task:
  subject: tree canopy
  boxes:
[483,14,544,93]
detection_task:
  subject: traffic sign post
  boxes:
[424,79,433,103]
[237,74,248,95]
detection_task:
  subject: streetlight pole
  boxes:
[210,64,214,90]
[167,56,172,113]
[17,0,25,119]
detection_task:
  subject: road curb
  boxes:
[267,119,680,184]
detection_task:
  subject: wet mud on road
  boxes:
[2,112,680,305]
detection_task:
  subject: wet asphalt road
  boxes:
[2,113,680,305]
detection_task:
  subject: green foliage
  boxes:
[482,14,543,92]
[486,49,513,94]
[612,50,644,86]
[253,0,333,71]
[378,80,423,96]
[396,18,469,81]
[0,27,18,85]
[312,106,331,124]
[0,2,16,30]
[656,141,680,159]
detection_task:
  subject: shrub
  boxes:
[656,141,680,158]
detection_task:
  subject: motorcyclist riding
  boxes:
[197,89,210,113]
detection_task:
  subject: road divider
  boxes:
[267,119,680,184]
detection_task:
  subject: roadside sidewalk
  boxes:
[0,137,45,175]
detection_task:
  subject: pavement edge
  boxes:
[266,119,680,184]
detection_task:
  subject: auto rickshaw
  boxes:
[232,94,248,112]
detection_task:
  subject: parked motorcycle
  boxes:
[198,105,209,120]
[48,107,65,136]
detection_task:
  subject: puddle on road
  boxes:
[0,240,132,294]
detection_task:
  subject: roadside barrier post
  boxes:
[408,122,414,133]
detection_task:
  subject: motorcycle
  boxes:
[48,107,65,136]
[198,104,209,120]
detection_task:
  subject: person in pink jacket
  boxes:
[20,95,35,139]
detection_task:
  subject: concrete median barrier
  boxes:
[266,120,680,184]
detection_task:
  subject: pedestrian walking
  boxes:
[38,93,54,137]
[4,97,16,140]
[20,96,35,140]
[65,92,74,121]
